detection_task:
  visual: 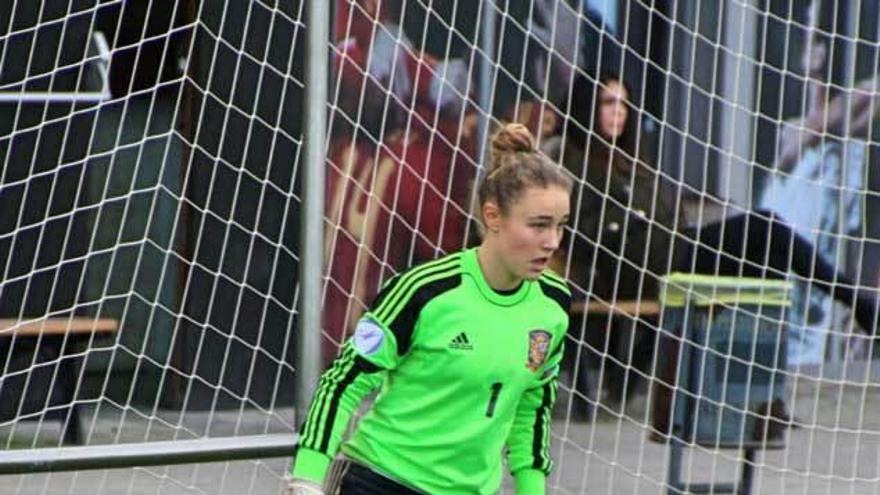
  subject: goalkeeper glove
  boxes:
[285,479,324,495]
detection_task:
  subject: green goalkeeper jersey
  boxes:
[293,248,570,494]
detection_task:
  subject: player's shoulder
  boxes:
[395,251,464,286]
[371,251,464,311]
[536,270,571,313]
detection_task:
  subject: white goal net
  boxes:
[2,0,880,494]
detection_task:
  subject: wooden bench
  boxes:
[0,318,119,336]
[571,299,662,318]
[0,318,119,445]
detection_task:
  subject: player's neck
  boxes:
[476,244,522,291]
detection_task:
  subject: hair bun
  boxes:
[491,123,536,157]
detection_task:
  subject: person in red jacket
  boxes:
[322,0,477,365]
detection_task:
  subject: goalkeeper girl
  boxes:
[287,123,573,495]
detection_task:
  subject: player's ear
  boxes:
[482,201,502,234]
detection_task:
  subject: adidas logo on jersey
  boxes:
[448,332,473,350]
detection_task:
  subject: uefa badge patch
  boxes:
[526,330,552,372]
[353,319,385,356]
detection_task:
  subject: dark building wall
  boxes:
[0,0,304,411]
[0,0,193,408]
[169,0,304,410]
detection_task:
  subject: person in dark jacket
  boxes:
[544,73,680,414]
[674,201,880,335]
[546,73,679,301]
[546,73,880,418]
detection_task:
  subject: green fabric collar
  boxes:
[463,248,532,306]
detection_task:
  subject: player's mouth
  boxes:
[530,256,550,269]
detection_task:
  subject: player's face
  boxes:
[497,185,570,281]
[597,80,629,140]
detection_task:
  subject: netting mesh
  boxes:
[2,0,880,493]
[1,0,301,493]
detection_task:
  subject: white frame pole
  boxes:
[0,32,112,103]
[295,0,329,421]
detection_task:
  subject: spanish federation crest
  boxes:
[526,330,552,372]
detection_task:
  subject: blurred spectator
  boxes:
[672,201,880,330]
[541,63,876,416]
[775,2,879,173]
[527,0,619,106]
[331,0,469,139]
[322,0,477,364]
[758,0,879,364]
[502,99,562,149]
[544,73,680,414]
[545,73,679,303]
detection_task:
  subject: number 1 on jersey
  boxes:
[486,382,502,417]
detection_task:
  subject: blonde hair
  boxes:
[478,123,573,215]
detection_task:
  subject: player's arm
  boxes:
[291,332,390,484]
[290,276,407,486]
[507,278,570,495]
[506,337,564,495]
[291,255,461,487]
